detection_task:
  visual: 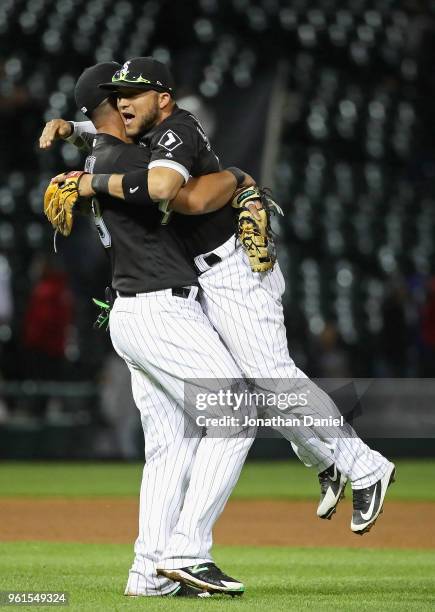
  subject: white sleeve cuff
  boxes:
[148,159,189,183]
[65,121,96,144]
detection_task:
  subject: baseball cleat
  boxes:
[317,464,347,519]
[167,584,213,598]
[351,462,396,535]
[157,563,244,596]
[125,583,212,598]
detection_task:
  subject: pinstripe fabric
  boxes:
[124,371,197,596]
[159,425,255,569]
[197,243,390,488]
[109,290,254,595]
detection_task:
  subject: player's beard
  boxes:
[137,95,160,135]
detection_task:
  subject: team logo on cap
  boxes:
[112,60,152,85]
[111,60,172,90]
[118,60,131,81]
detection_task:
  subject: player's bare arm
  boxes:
[170,170,255,215]
[51,167,257,215]
[39,119,98,153]
[39,119,73,148]
[148,167,184,201]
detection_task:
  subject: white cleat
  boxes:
[317,464,347,519]
[351,462,396,535]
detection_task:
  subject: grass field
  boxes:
[0,459,434,500]
[1,460,435,611]
[1,543,434,611]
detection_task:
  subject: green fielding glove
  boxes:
[92,298,111,331]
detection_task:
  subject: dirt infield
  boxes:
[1,498,433,549]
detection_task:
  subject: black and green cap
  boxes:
[99,57,175,95]
[75,62,121,118]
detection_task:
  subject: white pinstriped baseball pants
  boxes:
[195,237,389,488]
[109,288,254,596]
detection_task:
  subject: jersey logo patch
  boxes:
[158,129,183,151]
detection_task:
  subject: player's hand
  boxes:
[237,174,261,216]
[232,184,263,220]
[246,200,262,220]
[39,119,72,149]
[51,172,95,197]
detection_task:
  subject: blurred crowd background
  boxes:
[0,0,434,458]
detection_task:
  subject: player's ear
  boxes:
[158,92,171,110]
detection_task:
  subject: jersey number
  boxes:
[92,200,112,248]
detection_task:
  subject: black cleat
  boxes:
[351,462,396,535]
[125,583,212,598]
[157,563,244,596]
[167,583,213,598]
[317,464,347,519]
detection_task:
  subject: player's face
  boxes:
[116,89,160,137]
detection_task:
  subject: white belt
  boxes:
[194,234,238,273]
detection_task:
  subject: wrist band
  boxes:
[226,166,246,188]
[122,169,154,207]
[91,174,111,194]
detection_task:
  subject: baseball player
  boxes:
[42,62,260,598]
[45,58,395,591]
[67,57,395,542]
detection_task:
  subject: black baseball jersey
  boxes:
[140,106,236,258]
[84,133,197,293]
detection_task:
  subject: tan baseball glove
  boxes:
[44,171,89,236]
[231,186,283,272]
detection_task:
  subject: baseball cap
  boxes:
[99,57,175,95]
[74,61,121,118]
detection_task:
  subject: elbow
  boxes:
[148,177,178,201]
